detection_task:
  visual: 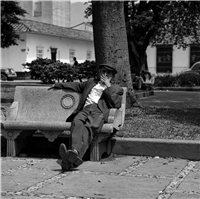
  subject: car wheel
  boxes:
[1,74,7,81]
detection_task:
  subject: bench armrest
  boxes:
[107,103,126,131]
[108,108,118,123]
[7,102,19,120]
[107,87,127,131]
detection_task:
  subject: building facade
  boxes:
[1,20,95,72]
[18,0,71,27]
[147,44,200,75]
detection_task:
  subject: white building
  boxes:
[18,0,71,27]
[147,44,200,75]
[1,19,95,72]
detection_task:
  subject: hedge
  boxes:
[23,58,97,84]
[23,58,200,87]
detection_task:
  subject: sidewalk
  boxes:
[1,155,199,199]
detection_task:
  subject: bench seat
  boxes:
[2,121,114,133]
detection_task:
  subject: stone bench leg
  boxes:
[7,139,18,156]
[1,129,22,156]
[90,134,112,161]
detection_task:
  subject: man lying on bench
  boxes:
[49,63,123,171]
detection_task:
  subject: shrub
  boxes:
[154,73,200,87]
[177,73,200,86]
[23,58,58,83]
[154,74,178,87]
[23,58,98,84]
[77,60,97,80]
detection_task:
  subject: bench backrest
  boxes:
[7,86,127,126]
[7,86,81,122]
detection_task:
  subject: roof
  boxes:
[13,19,93,41]
[70,22,92,29]
[70,22,93,32]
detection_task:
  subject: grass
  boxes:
[116,92,200,140]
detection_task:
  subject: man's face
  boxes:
[99,68,114,80]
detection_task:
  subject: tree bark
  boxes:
[92,1,136,106]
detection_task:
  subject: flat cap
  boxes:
[99,64,117,74]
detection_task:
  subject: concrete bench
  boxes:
[1,86,127,161]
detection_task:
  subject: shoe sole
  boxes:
[59,144,71,171]
[59,144,83,169]
[67,150,83,167]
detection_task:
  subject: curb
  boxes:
[135,90,154,99]
[111,137,200,160]
[1,136,199,160]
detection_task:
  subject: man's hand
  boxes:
[101,74,111,87]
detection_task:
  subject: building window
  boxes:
[69,50,75,63]
[190,44,200,67]
[34,1,42,17]
[36,47,44,58]
[86,51,91,61]
[156,45,172,73]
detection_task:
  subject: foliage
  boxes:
[154,73,200,87]
[76,60,97,80]
[154,74,178,87]
[1,1,27,48]
[23,58,200,87]
[85,1,200,73]
[177,73,200,87]
[125,1,200,73]
[23,58,97,84]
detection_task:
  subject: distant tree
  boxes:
[1,1,27,48]
[86,1,200,73]
[125,1,200,73]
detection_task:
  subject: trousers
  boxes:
[70,103,104,158]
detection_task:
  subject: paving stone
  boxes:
[1,168,59,192]
[78,155,142,173]
[27,158,61,172]
[194,161,200,170]
[132,157,188,178]
[1,158,30,171]
[170,192,200,199]
[2,196,50,199]
[35,173,171,199]
[1,156,199,199]
[175,169,200,194]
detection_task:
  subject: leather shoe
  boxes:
[59,143,72,171]
[59,143,83,171]
[66,149,83,167]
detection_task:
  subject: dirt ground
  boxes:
[117,91,200,140]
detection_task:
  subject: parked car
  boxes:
[1,68,17,81]
[181,61,200,75]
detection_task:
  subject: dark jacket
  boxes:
[53,78,123,122]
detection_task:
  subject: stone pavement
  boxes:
[1,155,199,199]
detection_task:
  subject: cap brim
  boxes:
[99,64,117,74]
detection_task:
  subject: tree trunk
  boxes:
[128,39,148,74]
[92,1,136,106]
